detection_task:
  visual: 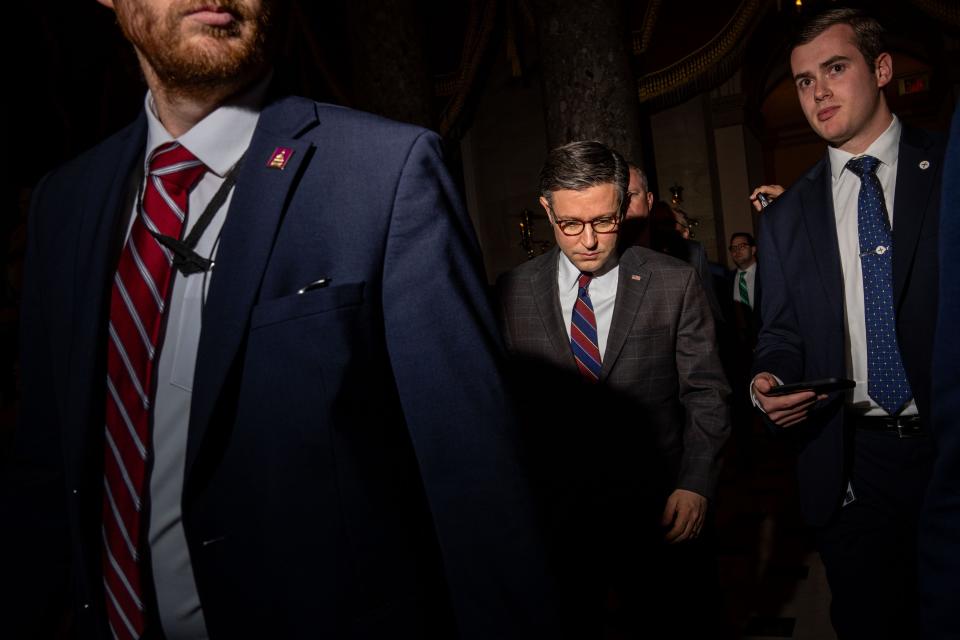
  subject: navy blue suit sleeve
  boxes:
[0,175,71,635]
[752,212,804,384]
[380,131,557,638]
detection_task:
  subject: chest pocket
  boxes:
[250,282,365,329]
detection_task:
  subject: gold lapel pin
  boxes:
[267,147,294,170]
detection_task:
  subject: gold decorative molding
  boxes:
[435,0,498,136]
[633,0,662,55]
[636,0,762,107]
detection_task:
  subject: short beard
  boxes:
[116,0,274,100]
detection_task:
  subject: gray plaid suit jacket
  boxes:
[497,246,730,499]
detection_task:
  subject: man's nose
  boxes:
[580,225,598,248]
[815,79,832,102]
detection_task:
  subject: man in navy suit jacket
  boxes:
[0,0,555,638]
[750,8,943,639]
[919,102,960,639]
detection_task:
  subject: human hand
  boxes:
[751,372,826,427]
[661,489,707,543]
[749,184,785,211]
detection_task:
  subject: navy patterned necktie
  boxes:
[845,154,912,414]
[571,273,602,382]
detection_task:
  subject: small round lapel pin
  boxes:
[919,160,930,170]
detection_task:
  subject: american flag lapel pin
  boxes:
[267,147,294,170]
[631,274,642,281]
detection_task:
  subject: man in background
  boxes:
[621,164,723,325]
[728,232,758,314]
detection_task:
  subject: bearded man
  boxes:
[0,1,556,638]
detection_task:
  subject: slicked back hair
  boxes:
[793,7,886,72]
[628,163,650,193]
[539,141,629,219]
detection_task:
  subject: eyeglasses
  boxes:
[550,215,620,237]
[729,243,750,252]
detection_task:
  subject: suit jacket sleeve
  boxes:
[675,268,731,499]
[752,212,804,384]
[919,103,960,637]
[0,174,72,635]
[379,131,556,637]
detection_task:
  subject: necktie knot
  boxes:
[148,142,207,195]
[578,273,592,291]
[846,154,881,178]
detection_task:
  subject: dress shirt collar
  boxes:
[143,72,271,178]
[738,262,757,276]
[557,250,619,293]
[829,114,901,182]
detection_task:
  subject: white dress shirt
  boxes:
[557,252,619,361]
[732,262,757,308]
[828,115,916,417]
[128,76,267,639]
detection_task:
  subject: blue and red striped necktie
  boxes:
[571,273,603,382]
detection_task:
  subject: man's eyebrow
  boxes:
[793,55,853,82]
[554,211,619,220]
[820,55,852,70]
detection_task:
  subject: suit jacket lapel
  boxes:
[601,248,650,379]
[800,157,844,325]
[891,126,937,307]
[531,248,577,371]
[185,97,319,482]
[64,115,147,485]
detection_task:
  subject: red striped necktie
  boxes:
[102,141,205,639]
[571,273,603,382]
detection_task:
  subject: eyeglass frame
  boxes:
[728,242,752,252]
[546,207,623,237]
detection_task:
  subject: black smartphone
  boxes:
[756,192,772,208]
[765,377,856,396]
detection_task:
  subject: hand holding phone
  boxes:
[765,377,855,396]
[750,184,785,211]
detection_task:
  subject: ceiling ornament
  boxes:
[636,0,764,110]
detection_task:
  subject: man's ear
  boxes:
[539,196,551,218]
[874,52,893,88]
[646,192,654,210]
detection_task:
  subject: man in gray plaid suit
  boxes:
[496,140,729,637]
